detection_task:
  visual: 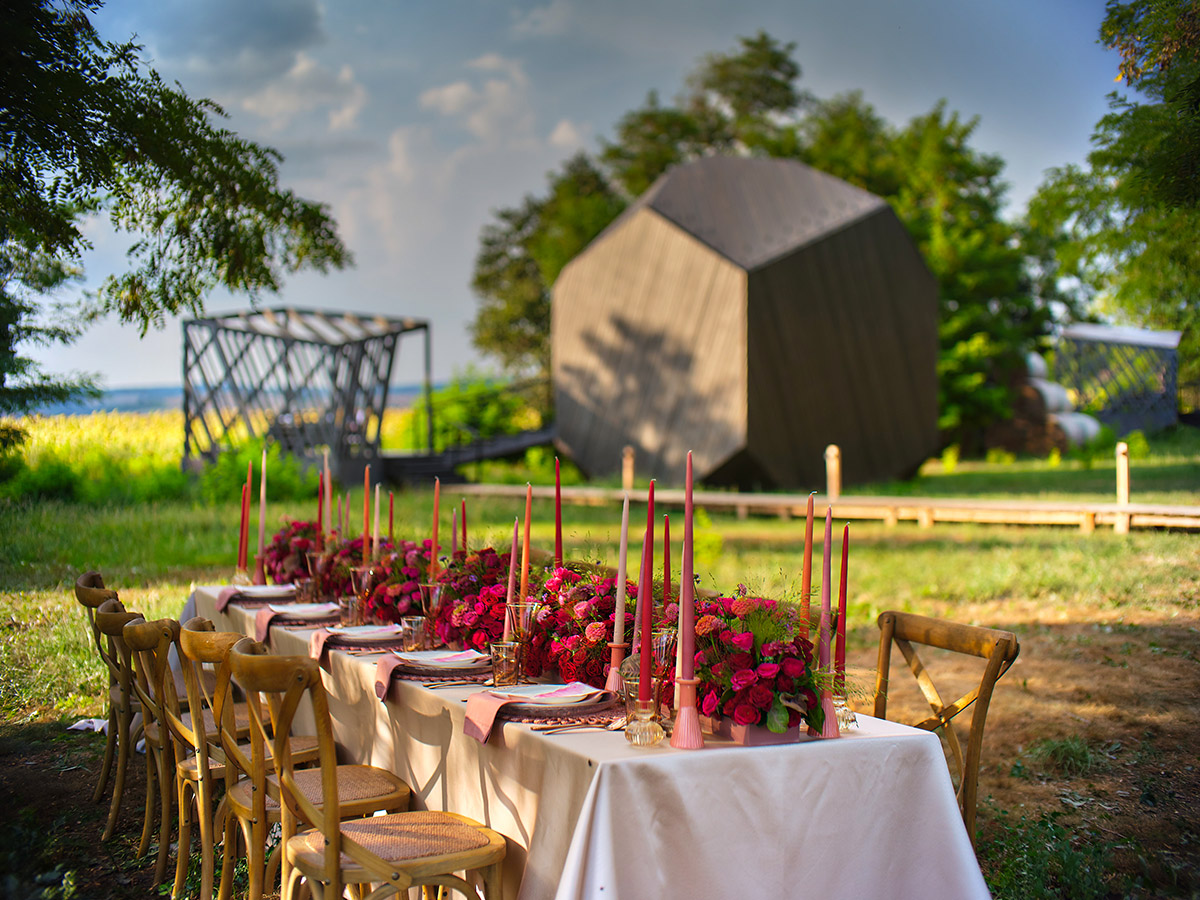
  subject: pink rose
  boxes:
[749,684,774,710]
[701,691,720,717]
[731,631,755,651]
[756,662,780,679]
[781,657,806,678]
[730,669,758,691]
[733,703,760,726]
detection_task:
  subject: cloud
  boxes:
[511,0,572,38]
[241,53,367,132]
[419,55,536,146]
[548,118,588,150]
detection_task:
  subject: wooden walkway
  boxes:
[452,483,1200,533]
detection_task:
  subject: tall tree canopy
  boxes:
[473,32,1063,447]
[0,0,350,446]
[1030,0,1200,402]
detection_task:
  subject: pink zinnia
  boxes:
[695,615,721,636]
[584,621,606,642]
[731,597,756,617]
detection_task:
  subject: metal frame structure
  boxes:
[182,307,432,480]
[1055,323,1181,435]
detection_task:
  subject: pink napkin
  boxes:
[253,608,336,643]
[309,628,334,660]
[216,587,241,612]
[463,692,521,743]
[374,654,404,700]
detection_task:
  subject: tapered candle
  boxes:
[554,457,563,568]
[242,461,252,566]
[316,471,324,551]
[373,484,381,562]
[662,514,671,607]
[461,499,467,553]
[429,477,440,581]
[800,493,815,640]
[613,493,630,644]
[451,508,458,556]
[519,483,532,602]
[819,507,833,671]
[637,523,653,702]
[335,493,342,537]
[237,482,249,569]
[323,449,332,534]
[362,465,370,566]
[836,523,849,688]
[503,518,518,641]
[679,451,696,679]
[630,537,649,651]
[388,491,394,544]
[257,448,268,560]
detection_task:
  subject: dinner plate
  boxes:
[327,624,404,642]
[396,650,490,669]
[239,584,296,596]
[268,602,339,617]
[489,682,602,705]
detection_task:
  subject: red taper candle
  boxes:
[554,457,563,568]
[519,483,532,602]
[800,493,815,640]
[836,523,849,689]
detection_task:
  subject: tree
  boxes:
[0,0,350,447]
[471,154,624,398]
[1029,0,1200,403]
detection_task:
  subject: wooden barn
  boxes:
[551,155,939,489]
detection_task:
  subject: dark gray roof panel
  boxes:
[619,156,888,271]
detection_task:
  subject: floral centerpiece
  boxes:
[313,536,397,600]
[693,591,823,734]
[364,539,430,624]
[265,519,319,585]
[432,547,510,650]
[527,565,637,689]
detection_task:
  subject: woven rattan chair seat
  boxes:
[228,763,408,813]
[289,811,491,869]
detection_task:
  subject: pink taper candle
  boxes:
[237,482,249,570]
[662,514,671,607]
[811,507,840,738]
[836,523,849,690]
[671,450,703,749]
[388,491,394,545]
[257,448,267,560]
[800,493,814,640]
[362,465,370,566]
[554,457,563,568]
[323,449,331,535]
[372,483,381,561]
[637,523,652,703]
[613,494,630,644]
[429,477,440,581]
[316,472,324,551]
[451,508,458,556]
[503,517,518,641]
[519,483,532,602]
[461,499,467,552]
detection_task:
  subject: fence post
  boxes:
[622,446,635,492]
[825,444,841,502]
[1115,441,1130,534]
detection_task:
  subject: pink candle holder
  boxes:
[669,677,704,750]
[252,553,267,586]
[605,642,628,692]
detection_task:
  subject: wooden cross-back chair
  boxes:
[229,638,505,900]
[873,610,1020,847]
[123,617,181,887]
[73,572,125,811]
[180,616,322,900]
[91,595,144,842]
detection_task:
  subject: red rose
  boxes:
[776,676,795,693]
[728,652,753,671]
[701,691,720,717]
[787,708,803,728]
[756,662,780,679]
[749,684,773,710]
[781,657,806,678]
[733,703,760,726]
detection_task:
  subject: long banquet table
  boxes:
[190,586,991,900]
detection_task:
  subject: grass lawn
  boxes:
[1,427,1198,898]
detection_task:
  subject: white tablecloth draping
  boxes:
[190,586,990,900]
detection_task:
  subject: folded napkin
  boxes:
[216,587,240,613]
[217,585,295,612]
[309,626,404,662]
[254,605,337,643]
[374,654,403,701]
[463,692,520,743]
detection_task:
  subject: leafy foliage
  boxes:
[0,0,350,437]
[980,809,1119,900]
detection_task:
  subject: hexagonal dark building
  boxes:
[551,155,939,489]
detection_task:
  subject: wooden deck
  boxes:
[452,483,1200,533]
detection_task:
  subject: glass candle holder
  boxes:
[625,699,665,747]
[490,640,521,686]
[400,616,427,652]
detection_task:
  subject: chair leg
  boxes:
[173,781,194,900]
[138,746,157,858]
[153,746,174,887]
[196,777,217,900]
[481,862,502,900]
[247,811,267,900]
[92,704,117,803]
[103,704,133,840]
[264,842,283,898]
[217,800,239,900]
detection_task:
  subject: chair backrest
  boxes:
[179,617,254,785]
[94,598,142,703]
[228,639,413,897]
[123,618,173,749]
[75,572,120,681]
[873,610,1019,847]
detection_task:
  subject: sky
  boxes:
[32,0,1124,390]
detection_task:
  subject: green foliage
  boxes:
[196,440,319,505]
[941,444,960,474]
[1124,429,1152,459]
[1029,2,1200,395]
[0,0,349,433]
[407,368,542,453]
[1068,425,1118,470]
[980,809,1118,900]
[1026,737,1102,777]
